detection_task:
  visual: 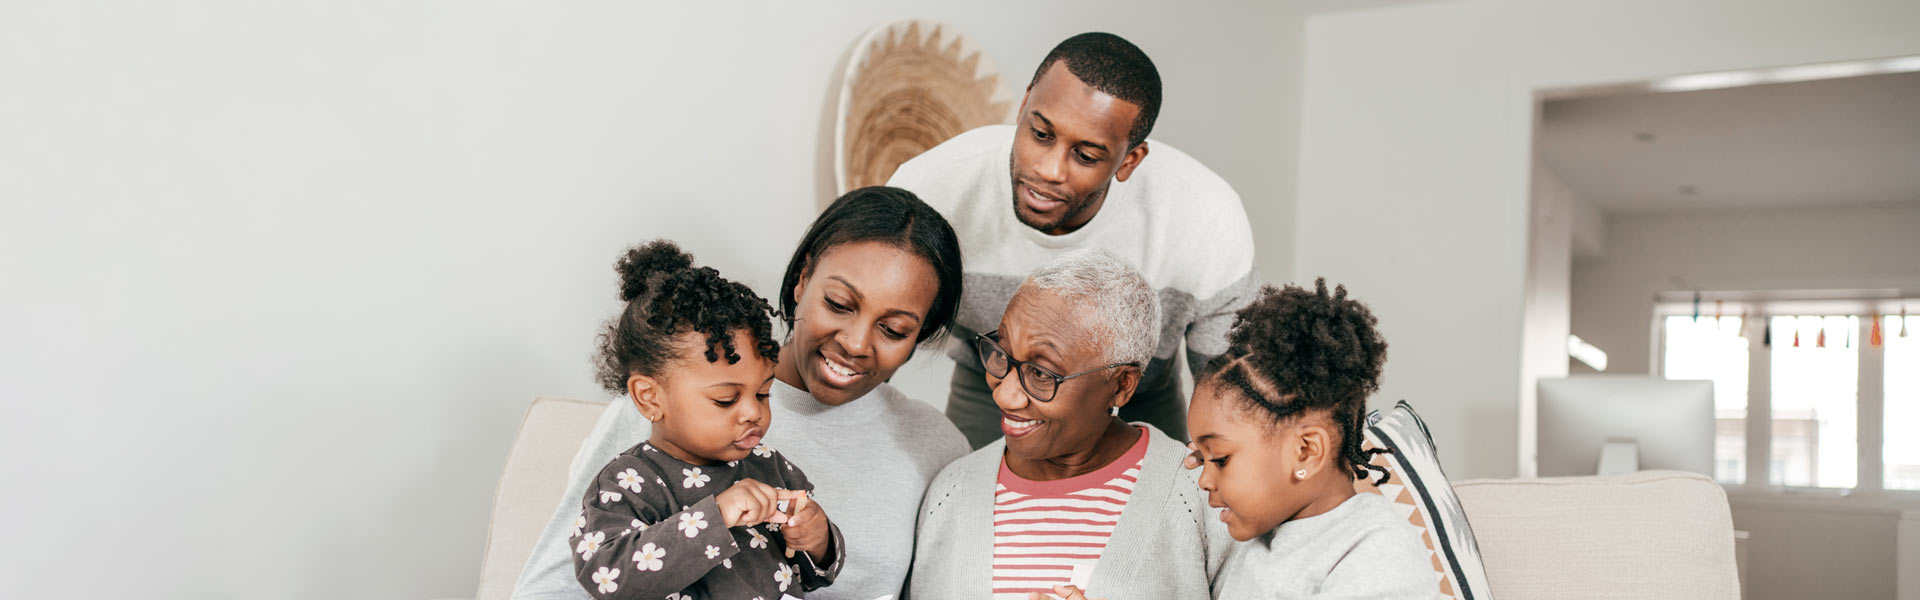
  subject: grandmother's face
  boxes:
[989,287,1130,462]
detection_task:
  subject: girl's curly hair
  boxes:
[594,240,780,394]
[1198,278,1391,484]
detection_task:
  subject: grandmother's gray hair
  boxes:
[1019,248,1162,367]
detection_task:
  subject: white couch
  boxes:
[477,397,1741,599]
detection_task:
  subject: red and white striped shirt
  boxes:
[991,427,1149,599]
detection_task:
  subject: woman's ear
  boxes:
[790,260,813,306]
[627,374,665,422]
[1108,365,1143,410]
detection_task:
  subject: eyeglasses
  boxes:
[974,330,1138,402]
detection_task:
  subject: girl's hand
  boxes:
[1027,585,1102,600]
[776,489,831,559]
[716,478,789,528]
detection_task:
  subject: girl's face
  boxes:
[778,240,939,406]
[632,329,778,465]
[1187,380,1332,541]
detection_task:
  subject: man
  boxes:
[887,32,1258,448]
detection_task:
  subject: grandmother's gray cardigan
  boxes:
[906,423,1233,600]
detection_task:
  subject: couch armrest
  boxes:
[476,396,610,600]
[1453,470,1738,600]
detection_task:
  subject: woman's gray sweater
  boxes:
[907,423,1234,600]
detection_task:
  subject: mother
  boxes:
[909,249,1230,600]
[514,186,974,600]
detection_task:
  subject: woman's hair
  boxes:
[779,186,963,345]
[594,240,780,394]
[1022,248,1160,367]
[1198,278,1391,484]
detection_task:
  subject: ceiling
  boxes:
[1537,70,1920,214]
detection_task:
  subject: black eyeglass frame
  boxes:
[973,330,1139,402]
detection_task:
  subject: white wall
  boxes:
[1515,161,1583,477]
[0,2,1301,597]
[1297,0,1920,479]
[1572,204,1920,377]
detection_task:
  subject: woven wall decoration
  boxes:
[834,20,1017,196]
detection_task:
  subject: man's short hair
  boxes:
[1029,32,1162,149]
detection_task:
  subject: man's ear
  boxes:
[627,374,664,422]
[1114,142,1149,183]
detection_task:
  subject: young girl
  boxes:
[571,240,844,599]
[1185,279,1434,599]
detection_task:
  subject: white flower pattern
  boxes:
[576,531,605,560]
[774,562,795,592]
[616,468,643,492]
[677,510,709,538]
[591,566,620,594]
[681,467,710,488]
[598,490,622,505]
[705,545,720,559]
[747,527,767,549]
[632,542,666,571]
[752,444,773,458]
[572,513,586,537]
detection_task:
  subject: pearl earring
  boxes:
[1110,406,1120,416]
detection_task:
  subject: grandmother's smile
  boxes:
[1000,412,1046,439]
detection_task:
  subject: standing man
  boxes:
[887,32,1258,448]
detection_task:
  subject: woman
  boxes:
[908,249,1231,600]
[514,186,973,600]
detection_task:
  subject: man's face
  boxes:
[1008,62,1149,235]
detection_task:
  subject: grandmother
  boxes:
[908,249,1231,600]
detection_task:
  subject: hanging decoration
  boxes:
[1692,292,1702,323]
[1762,319,1772,348]
[1738,309,1751,339]
[1714,300,1725,331]
[834,20,1017,198]
[1903,303,1911,338]
[1793,324,1801,348]
[1871,312,1883,347]
[1845,317,1853,349]
[1817,321,1827,348]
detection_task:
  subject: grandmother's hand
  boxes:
[1028,585,1102,600]
[1183,442,1203,470]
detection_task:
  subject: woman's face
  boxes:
[780,240,939,406]
[990,288,1131,462]
[634,329,778,465]
[1188,380,1319,541]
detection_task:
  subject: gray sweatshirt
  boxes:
[1212,492,1438,599]
[514,380,972,600]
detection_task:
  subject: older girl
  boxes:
[1186,279,1433,599]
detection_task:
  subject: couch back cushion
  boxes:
[1452,470,1739,600]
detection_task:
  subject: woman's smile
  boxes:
[1000,412,1046,438]
[815,348,868,388]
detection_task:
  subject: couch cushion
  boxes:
[476,396,610,600]
[1356,400,1493,600]
[1453,470,1738,600]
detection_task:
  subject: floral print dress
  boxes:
[571,441,843,599]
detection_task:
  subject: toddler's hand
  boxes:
[716,478,788,528]
[776,489,831,561]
